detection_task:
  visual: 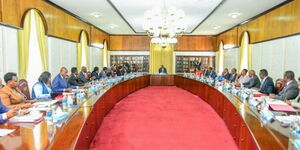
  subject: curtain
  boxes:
[239,32,249,72]
[149,43,174,74]
[34,11,48,71]
[18,11,32,79]
[82,32,89,69]
[102,40,108,67]
[248,44,252,70]
[217,42,224,74]
[77,40,82,69]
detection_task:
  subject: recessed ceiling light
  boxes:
[213,25,221,30]
[228,12,241,19]
[90,12,103,18]
[108,24,118,29]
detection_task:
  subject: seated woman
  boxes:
[91,67,100,80]
[195,67,203,77]
[32,71,53,100]
[286,77,300,108]
[274,78,285,95]
[0,72,36,109]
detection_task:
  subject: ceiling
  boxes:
[48,0,289,35]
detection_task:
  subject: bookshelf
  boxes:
[175,56,215,73]
[110,55,149,72]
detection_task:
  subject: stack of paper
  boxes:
[269,104,296,112]
[0,129,15,136]
[9,112,44,123]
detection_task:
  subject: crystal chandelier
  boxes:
[143,2,187,44]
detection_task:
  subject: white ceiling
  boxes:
[49,0,288,35]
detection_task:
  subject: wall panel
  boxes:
[175,36,216,51]
[217,27,238,47]
[223,48,239,71]
[109,36,150,51]
[251,34,300,80]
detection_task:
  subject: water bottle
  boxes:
[62,95,67,110]
[45,106,53,123]
[67,95,73,108]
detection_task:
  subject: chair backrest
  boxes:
[18,79,31,100]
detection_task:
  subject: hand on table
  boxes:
[6,109,18,119]
[285,100,292,105]
[64,88,72,92]
[269,94,276,98]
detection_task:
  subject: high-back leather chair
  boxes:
[18,79,30,100]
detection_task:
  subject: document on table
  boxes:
[0,129,15,136]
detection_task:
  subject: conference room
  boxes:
[0,0,299,149]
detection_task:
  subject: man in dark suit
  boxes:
[208,67,217,79]
[158,65,167,74]
[243,70,261,88]
[270,71,299,100]
[52,67,78,94]
[68,67,85,86]
[222,68,231,80]
[78,66,89,84]
[258,69,274,95]
[228,68,237,83]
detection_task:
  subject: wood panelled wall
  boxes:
[109,35,217,51]
[217,0,300,46]
[175,36,216,51]
[109,36,150,51]
[0,0,109,44]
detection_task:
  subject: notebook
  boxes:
[269,104,297,112]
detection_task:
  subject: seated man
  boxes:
[78,66,89,84]
[285,77,300,108]
[0,72,35,109]
[52,67,77,94]
[228,68,237,83]
[243,70,261,88]
[32,71,53,100]
[270,71,299,100]
[222,68,231,80]
[235,69,250,86]
[0,99,18,124]
[158,65,167,74]
[208,67,217,79]
[99,67,108,79]
[257,69,275,95]
[68,67,84,86]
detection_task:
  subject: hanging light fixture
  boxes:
[143,1,187,44]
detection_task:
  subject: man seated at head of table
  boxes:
[270,71,299,100]
[235,69,250,87]
[52,67,78,94]
[285,77,300,108]
[253,69,275,95]
[0,72,36,109]
[243,70,261,89]
[31,71,53,100]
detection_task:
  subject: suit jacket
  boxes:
[52,74,77,93]
[204,70,210,77]
[209,71,217,79]
[229,73,237,83]
[243,75,261,88]
[0,99,9,124]
[99,71,107,79]
[275,80,299,100]
[259,76,275,95]
[91,72,100,80]
[223,72,231,80]
[0,85,26,108]
[78,72,89,84]
[159,68,167,74]
[68,74,84,86]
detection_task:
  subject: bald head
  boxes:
[60,67,68,77]
[81,66,87,73]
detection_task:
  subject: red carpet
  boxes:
[90,86,238,150]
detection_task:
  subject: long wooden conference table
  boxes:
[0,74,289,150]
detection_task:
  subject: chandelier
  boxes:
[143,2,187,44]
